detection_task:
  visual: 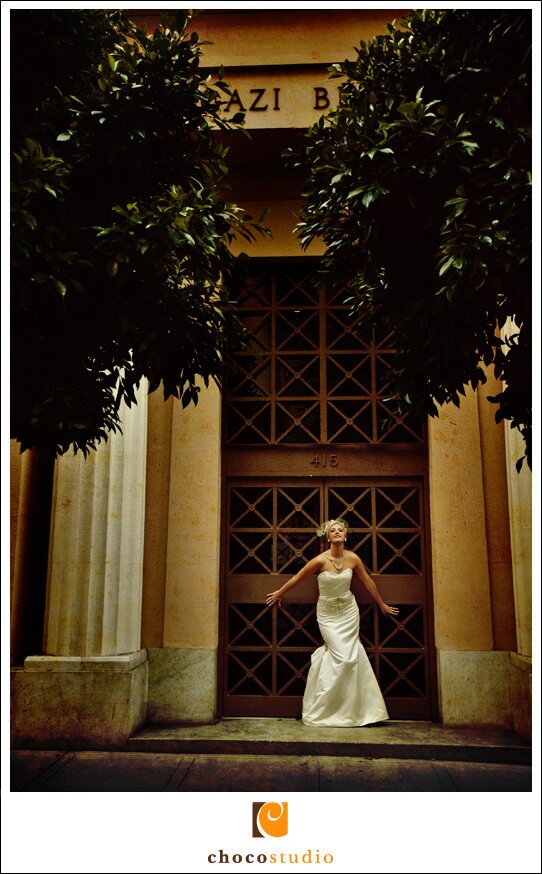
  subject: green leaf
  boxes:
[439,256,454,276]
[347,187,367,200]
[331,170,350,185]
[397,101,417,118]
[20,213,37,229]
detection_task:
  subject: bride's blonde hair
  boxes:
[316,518,348,539]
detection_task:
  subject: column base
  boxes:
[147,647,217,724]
[509,652,532,739]
[11,651,148,750]
[437,650,512,728]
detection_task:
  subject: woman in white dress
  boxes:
[266,519,399,727]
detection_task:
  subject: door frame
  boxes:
[218,468,438,720]
[217,257,438,720]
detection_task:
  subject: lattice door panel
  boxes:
[224,263,424,446]
[222,478,432,718]
[325,480,430,718]
[229,483,322,576]
[225,602,322,716]
[226,603,318,701]
[327,484,423,575]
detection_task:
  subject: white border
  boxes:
[2,4,540,873]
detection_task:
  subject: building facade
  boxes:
[10,10,532,748]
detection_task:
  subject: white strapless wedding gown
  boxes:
[302,568,389,727]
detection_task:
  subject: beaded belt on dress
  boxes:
[318,592,353,609]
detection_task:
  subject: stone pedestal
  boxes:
[11,652,148,750]
[509,652,532,740]
[436,650,512,728]
[146,647,217,724]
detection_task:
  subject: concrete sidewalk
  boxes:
[11,749,531,792]
[11,719,532,792]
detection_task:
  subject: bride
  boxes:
[266,518,399,727]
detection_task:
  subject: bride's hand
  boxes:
[380,603,399,617]
[266,590,282,606]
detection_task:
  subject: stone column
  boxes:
[10,445,54,665]
[144,379,222,724]
[429,389,512,727]
[43,384,148,657]
[498,318,532,738]
[11,382,149,749]
[504,421,532,738]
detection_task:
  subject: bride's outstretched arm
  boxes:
[266,555,323,606]
[353,555,399,617]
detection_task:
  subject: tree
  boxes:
[11,10,263,456]
[295,10,531,468]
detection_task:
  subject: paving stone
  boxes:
[438,761,532,792]
[175,754,319,792]
[10,750,68,791]
[318,757,531,792]
[317,756,453,792]
[18,751,187,791]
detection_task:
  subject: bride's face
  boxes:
[328,523,346,544]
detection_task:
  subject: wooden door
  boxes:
[220,262,437,719]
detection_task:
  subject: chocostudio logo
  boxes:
[252,801,288,838]
[206,801,334,865]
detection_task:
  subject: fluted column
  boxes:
[44,380,148,656]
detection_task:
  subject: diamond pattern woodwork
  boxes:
[227,603,319,697]
[224,481,430,715]
[225,264,424,445]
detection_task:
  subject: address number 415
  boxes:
[310,454,338,468]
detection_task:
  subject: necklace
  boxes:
[327,552,344,571]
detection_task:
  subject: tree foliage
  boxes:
[11,10,263,456]
[295,10,531,469]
